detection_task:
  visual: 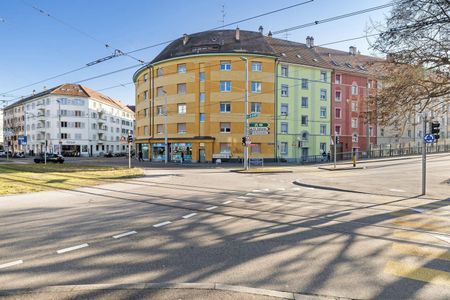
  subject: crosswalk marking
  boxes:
[393,220,449,232]
[392,243,450,261]
[385,260,450,286]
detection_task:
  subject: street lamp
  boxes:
[240,56,249,170]
[163,90,168,164]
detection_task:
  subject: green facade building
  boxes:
[267,37,332,162]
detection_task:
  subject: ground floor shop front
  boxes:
[26,140,130,157]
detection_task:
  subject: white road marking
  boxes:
[245,193,259,196]
[153,221,172,228]
[411,208,427,214]
[206,206,218,210]
[276,188,286,191]
[238,196,251,200]
[0,260,23,269]
[182,213,197,219]
[262,188,270,192]
[223,200,233,204]
[57,243,89,254]
[305,187,315,190]
[113,231,137,239]
[252,190,262,193]
[389,189,405,192]
[430,234,450,245]
[291,187,301,191]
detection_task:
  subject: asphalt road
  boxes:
[0,154,449,299]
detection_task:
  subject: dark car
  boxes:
[34,153,65,164]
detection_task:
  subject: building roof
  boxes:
[314,46,383,76]
[265,37,332,70]
[4,84,133,114]
[150,29,277,64]
[126,105,136,113]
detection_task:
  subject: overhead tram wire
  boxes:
[1,0,315,97]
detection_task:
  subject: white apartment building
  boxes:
[3,84,134,156]
[0,109,4,149]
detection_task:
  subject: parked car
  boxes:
[12,152,25,158]
[104,152,113,158]
[34,153,64,164]
[0,151,12,158]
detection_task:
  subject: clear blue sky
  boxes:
[0,0,392,106]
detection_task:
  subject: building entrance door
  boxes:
[199,149,206,163]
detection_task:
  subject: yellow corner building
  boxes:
[133,29,277,162]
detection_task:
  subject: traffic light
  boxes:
[242,136,246,146]
[127,135,133,143]
[335,136,340,144]
[431,121,440,140]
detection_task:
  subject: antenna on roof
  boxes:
[220,4,226,28]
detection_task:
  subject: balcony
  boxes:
[37,113,46,120]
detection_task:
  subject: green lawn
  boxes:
[0,164,144,196]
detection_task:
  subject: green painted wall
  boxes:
[276,63,331,162]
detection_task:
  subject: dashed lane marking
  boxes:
[238,196,251,200]
[223,200,233,204]
[0,260,23,269]
[206,206,218,210]
[153,221,172,228]
[252,190,262,193]
[182,213,197,219]
[57,243,89,254]
[245,193,259,197]
[385,260,450,286]
[113,231,137,239]
[276,188,286,191]
[389,189,405,192]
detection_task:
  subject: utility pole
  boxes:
[240,57,249,170]
[24,112,28,156]
[422,113,427,195]
[163,90,168,164]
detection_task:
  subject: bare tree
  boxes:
[370,0,450,124]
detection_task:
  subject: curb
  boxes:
[231,169,293,174]
[318,166,365,171]
[0,282,351,300]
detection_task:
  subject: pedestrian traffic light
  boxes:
[242,136,246,146]
[335,136,340,144]
[127,135,133,143]
[431,121,440,140]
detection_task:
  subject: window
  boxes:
[220,61,231,71]
[320,89,327,101]
[335,125,341,135]
[281,65,289,77]
[281,122,288,134]
[352,133,358,142]
[251,102,261,113]
[177,63,186,73]
[60,121,68,128]
[252,62,262,72]
[301,97,308,108]
[220,122,231,133]
[251,82,262,93]
[320,124,327,135]
[220,102,231,113]
[61,133,68,139]
[144,74,148,82]
[380,128,384,137]
[143,108,148,117]
[220,143,231,153]
[320,143,327,153]
[92,123,97,129]
[177,83,186,94]
[157,68,164,77]
[177,123,186,134]
[178,103,187,114]
[157,87,164,96]
[335,108,341,119]
[351,101,358,112]
[199,72,205,82]
[281,84,289,97]
[335,74,341,84]
[144,90,148,100]
[281,103,288,116]
[301,115,308,126]
[157,124,164,134]
[280,142,288,154]
[46,121,51,128]
[302,131,309,141]
[157,105,164,115]
[352,118,358,128]
[351,84,358,95]
[200,113,205,122]
[320,71,327,82]
[74,122,82,128]
[368,79,373,89]
[335,91,342,101]
[320,107,327,118]
[370,127,374,137]
[220,81,231,92]
[144,126,149,135]
[301,79,308,89]
[199,92,205,102]
[251,143,261,154]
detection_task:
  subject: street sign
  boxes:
[249,127,269,135]
[424,134,435,144]
[18,135,27,145]
[120,136,126,144]
[249,122,269,127]
[246,112,259,119]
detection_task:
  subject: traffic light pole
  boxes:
[334,134,337,169]
[128,130,131,169]
[422,114,427,195]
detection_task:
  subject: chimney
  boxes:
[258,25,263,34]
[235,27,240,41]
[268,31,272,38]
[349,46,357,56]
[306,36,314,48]
[310,36,314,47]
[182,34,189,45]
